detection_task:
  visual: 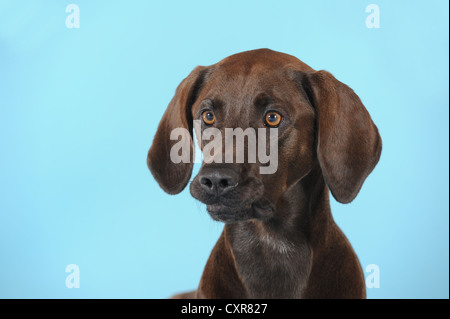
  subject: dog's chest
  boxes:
[229,225,311,298]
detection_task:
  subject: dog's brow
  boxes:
[199,98,223,110]
[253,93,273,109]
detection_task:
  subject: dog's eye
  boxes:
[202,111,215,125]
[264,111,282,127]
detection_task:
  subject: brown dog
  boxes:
[147,49,382,299]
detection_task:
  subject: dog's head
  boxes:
[147,49,382,223]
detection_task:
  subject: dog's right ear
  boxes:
[147,66,208,194]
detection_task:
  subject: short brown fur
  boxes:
[147,49,382,299]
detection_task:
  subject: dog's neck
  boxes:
[225,166,332,298]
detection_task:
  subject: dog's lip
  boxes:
[207,202,252,213]
[251,202,274,219]
[206,201,273,217]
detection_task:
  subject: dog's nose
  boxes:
[199,170,238,196]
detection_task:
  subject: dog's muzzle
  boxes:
[190,166,274,223]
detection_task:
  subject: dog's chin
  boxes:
[206,202,274,223]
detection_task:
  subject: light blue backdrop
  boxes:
[0,0,448,299]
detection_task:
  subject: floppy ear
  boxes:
[304,70,382,203]
[147,66,208,194]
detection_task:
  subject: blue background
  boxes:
[0,0,448,299]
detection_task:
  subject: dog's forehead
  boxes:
[202,49,313,95]
[195,49,313,117]
[214,49,313,73]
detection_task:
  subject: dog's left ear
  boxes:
[302,70,382,203]
[147,66,208,194]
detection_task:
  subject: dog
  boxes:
[147,49,382,298]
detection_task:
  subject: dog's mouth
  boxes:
[206,200,274,223]
[190,172,274,223]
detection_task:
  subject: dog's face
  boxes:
[189,58,316,223]
[147,49,381,223]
